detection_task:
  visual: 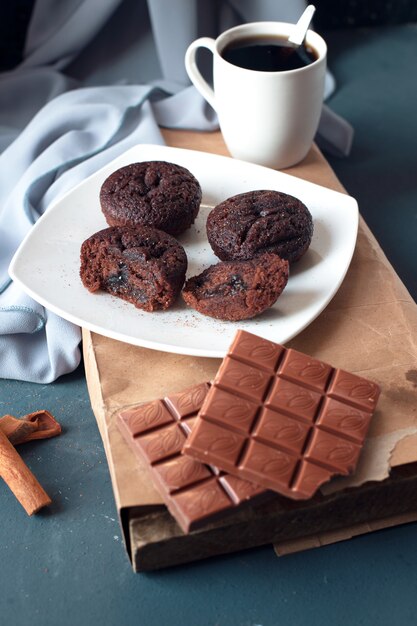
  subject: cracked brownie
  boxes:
[80,225,187,311]
[182,252,289,320]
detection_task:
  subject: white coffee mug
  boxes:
[185,21,327,169]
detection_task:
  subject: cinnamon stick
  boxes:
[0,429,52,515]
[0,410,61,445]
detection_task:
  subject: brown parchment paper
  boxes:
[83,130,417,548]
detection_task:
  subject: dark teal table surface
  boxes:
[1,25,417,626]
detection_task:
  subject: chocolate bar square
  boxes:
[183,330,380,499]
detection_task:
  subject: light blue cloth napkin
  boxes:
[0,0,353,383]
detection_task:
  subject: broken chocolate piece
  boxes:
[117,382,267,533]
[183,330,380,499]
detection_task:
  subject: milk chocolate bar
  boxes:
[183,330,380,499]
[117,382,266,533]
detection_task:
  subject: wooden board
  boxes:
[127,464,417,571]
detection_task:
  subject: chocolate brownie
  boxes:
[80,226,187,311]
[182,252,289,321]
[206,190,313,263]
[99,161,202,236]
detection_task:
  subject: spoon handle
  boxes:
[288,4,316,47]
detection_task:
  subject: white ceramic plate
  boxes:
[9,144,358,358]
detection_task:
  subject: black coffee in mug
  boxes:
[222,35,318,72]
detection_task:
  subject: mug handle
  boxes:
[185,37,217,111]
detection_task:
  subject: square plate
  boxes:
[9,144,358,358]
